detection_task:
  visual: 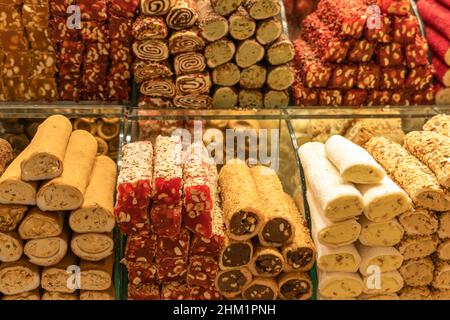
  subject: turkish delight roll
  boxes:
[205,39,236,68]
[140,0,175,15]
[357,243,403,275]
[239,89,263,108]
[423,114,450,137]
[0,146,38,205]
[41,251,79,293]
[250,166,294,247]
[174,52,206,75]
[2,290,41,300]
[229,6,255,41]
[133,61,173,84]
[266,35,294,66]
[219,160,264,240]
[324,135,385,184]
[212,63,240,86]
[281,193,315,272]
[79,255,113,291]
[80,285,115,300]
[404,131,450,189]
[215,267,252,299]
[140,78,176,98]
[399,257,434,287]
[132,16,169,41]
[69,156,117,233]
[250,247,284,277]
[211,0,242,16]
[176,72,212,95]
[36,130,97,211]
[244,0,280,19]
[125,233,157,264]
[18,208,64,239]
[23,227,69,266]
[358,216,404,246]
[357,176,412,222]
[153,135,183,204]
[318,271,363,299]
[115,141,153,213]
[308,191,361,248]
[166,0,198,30]
[438,240,450,260]
[0,205,27,232]
[71,232,114,261]
[298,142,364,221]
[315,240,360,273]
[439,212,450,239]
[212,86,239,108]
[399,286,431,300]
[173,95,213,109]
[365,137,450,212]
[0,257,40,295]
[242,277,278,300]
[399,207,438,236]
[169,28,205,54]
[255,17,281,45]
[20,115,72,181]
[278,272,313,300]
[0,231,23,262]
[397,235,438,260]
[362,270,404,294]
[133,40,169,61]
[240,65,266,89]
[42,292,78,300]
[220,238,253,269]
[235,39,265,68]
[187,255,219,288]
[128,283,160,300]
[197,0,229,41]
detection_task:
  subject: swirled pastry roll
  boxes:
[0,257,40,295]
[173,52,206,75]
[140,78,176,98]
[173,94,212,109]
[397,235,438,260]
[18,208,64,239]
[0,231,23,262]
[79,255,113,291]
[399,257,434,286]
[166,0,198,30]
[140,0,175,15]
[175,72,212,95]
[0,204,27,232]
[132,40,169,61]
[133,61,173,84]
[169,28,205,54]
[398,207,438,236]
[24,227,69,267]
[71,232,114,261]
[132,16,168,41]
[41,251,79,293]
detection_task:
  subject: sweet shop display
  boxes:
[0,115,118,300]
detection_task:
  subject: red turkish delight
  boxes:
[329,65,357,89]
[82,63,107,92]
[50,0,72,16]
[84,43,110,65]
[161,283,190,300]
[389,91,408,106]
[111,41,132,63]
[58,77,80,101]
[80,21,108,43]
[107,79,131,102]
[128,283,160,300]
[153,135,183,205]
[392,16,418,44]
[190,285,221,300]
[109,62,131,81]
[78,0,107,21]
[366,14,391,43]
[150,202,182,238]
[294,39,331,88]
[356,63,381,89]
[377,0,410,16]
[125,233,157,263]
[109,0,139,18]
[347,40,375,62]
[406,35,429,68]
[22,4,49,30]
[187,255,218,288]
[157,257,188,283]
[109,16,132,43]
[380,67,405,90]
[405,66,434,90]
[367,90,391,106]
[49,17,79,42]
[156,228,190,260]
[28,77,58,101]
[182,142,217,238]
[127,262,157,285]
[409,87,435,105]
[319,89,343,106]
[114,205,150,234]
[60,40,84,65]
[376,42,403,67]
[292,78,319,106]
[343,89,367,106]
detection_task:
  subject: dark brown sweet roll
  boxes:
[166,0,199,30]
[175,72,212,95]
[229,6,255,41]
[169,28,206,54]
[140,78,176,98]
[132,16,169,41]
[173,94,212,109]
[133,61,173,84]
[264,90,289,108]
[173,52,206,75]
[219,238,253,270]
[277,272,313,300]
[197,0,229,42]
[212,86,238,108]
[132,40,169,61]
[267,65,295,90]
[250,247,284,277]
[215,267,252,299]
[240,65,266,89]
[239,89,263,108]
[242,278,278,300]
[140,0,175,15]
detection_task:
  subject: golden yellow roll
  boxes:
[0,231,23,262]
[20,115,72,181]
[41,251,79,293]
[219,160,264,240]
[36,130,97,211]
[0,257,41,295]
[80,285,115,300]
[2,289,41,300]
[18,207,64,240]
[71,232,114,261]
[0,204,28,232]
[23,227,69,267]
[79,255,114,291]
[69,156,117,233]
[42,291,79,300]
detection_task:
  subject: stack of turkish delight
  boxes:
[116,137,224,300]
[293,0,435,107]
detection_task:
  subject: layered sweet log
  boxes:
[166,0,199,30]
[174,52,207,75]
[133,61,173,84]
[132,16,169,41]
[140,0,175,15]
[133,40,170,61]
[197,0,229,41]
[169,28,206,54]
[140,78,177,98]
[175,73,212,95]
